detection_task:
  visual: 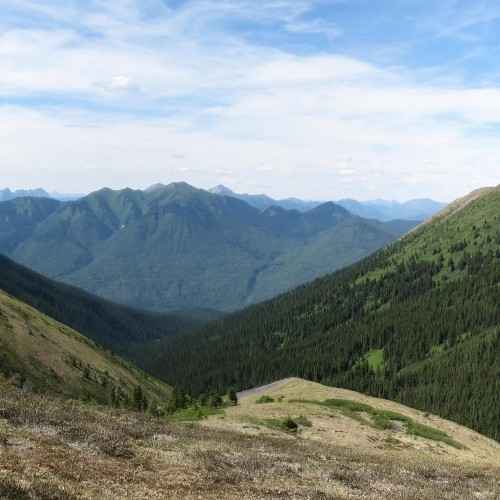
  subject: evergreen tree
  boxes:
[132,385,147,412]
[227,386,238,405]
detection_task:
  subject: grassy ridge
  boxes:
[0,289,171,406]
[0,376,498,498]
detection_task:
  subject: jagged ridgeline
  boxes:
[135,186,500,441]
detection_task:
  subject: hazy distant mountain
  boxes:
[0,187,50,201]
[144,182,167,193]
[49,192,86,201]
[208,184,446,220]
[0,182,417,312]
[0,187,84,202]
[3,183,445,220]
[208,184,321,212]
[336,198,448,221]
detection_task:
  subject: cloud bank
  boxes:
[0,0,499,200]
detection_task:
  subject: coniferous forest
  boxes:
[130,187,500,441]
[0,253,212,349]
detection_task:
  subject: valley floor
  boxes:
[0,378,499,499]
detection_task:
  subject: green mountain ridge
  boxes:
[133,185,500,441]
[0,182,417,311]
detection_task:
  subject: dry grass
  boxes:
[230,378,500,463]
[0,378,499,499]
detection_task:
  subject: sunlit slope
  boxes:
[0,289,171,406]
[0,376,498,498]
[138,185,499,440]
[228,378,500,464]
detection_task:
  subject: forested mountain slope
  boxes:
[0,253,209,352]
[134,185,500,441]
[0,182,417,311]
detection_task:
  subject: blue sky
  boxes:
[1,0,499,201]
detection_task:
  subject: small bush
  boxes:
[280,416,298,431]
[264,416,298,433]
[255,395,274,404]
[294,414,312,427]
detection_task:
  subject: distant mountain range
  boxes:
[335,197,448,221]
[0,182,418,312]
[1,183,447,221]
[208,184,321,212]
[207,184,447,220]
[0,187,83,201]
[0,187,51,201]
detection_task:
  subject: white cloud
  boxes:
[94,76,140,93]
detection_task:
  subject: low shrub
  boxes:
[255,395,274,404]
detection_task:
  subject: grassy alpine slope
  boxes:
[0,377,498,499]
[0,289,171,407]
[136,185,500,441]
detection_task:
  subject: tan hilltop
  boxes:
[1,376,498,499]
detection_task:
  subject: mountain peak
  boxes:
[144,183,166,193]
[164,181,196,190]
[144,182,199,196]
[208,184,235,196]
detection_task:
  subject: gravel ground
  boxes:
[236,378,296,400]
